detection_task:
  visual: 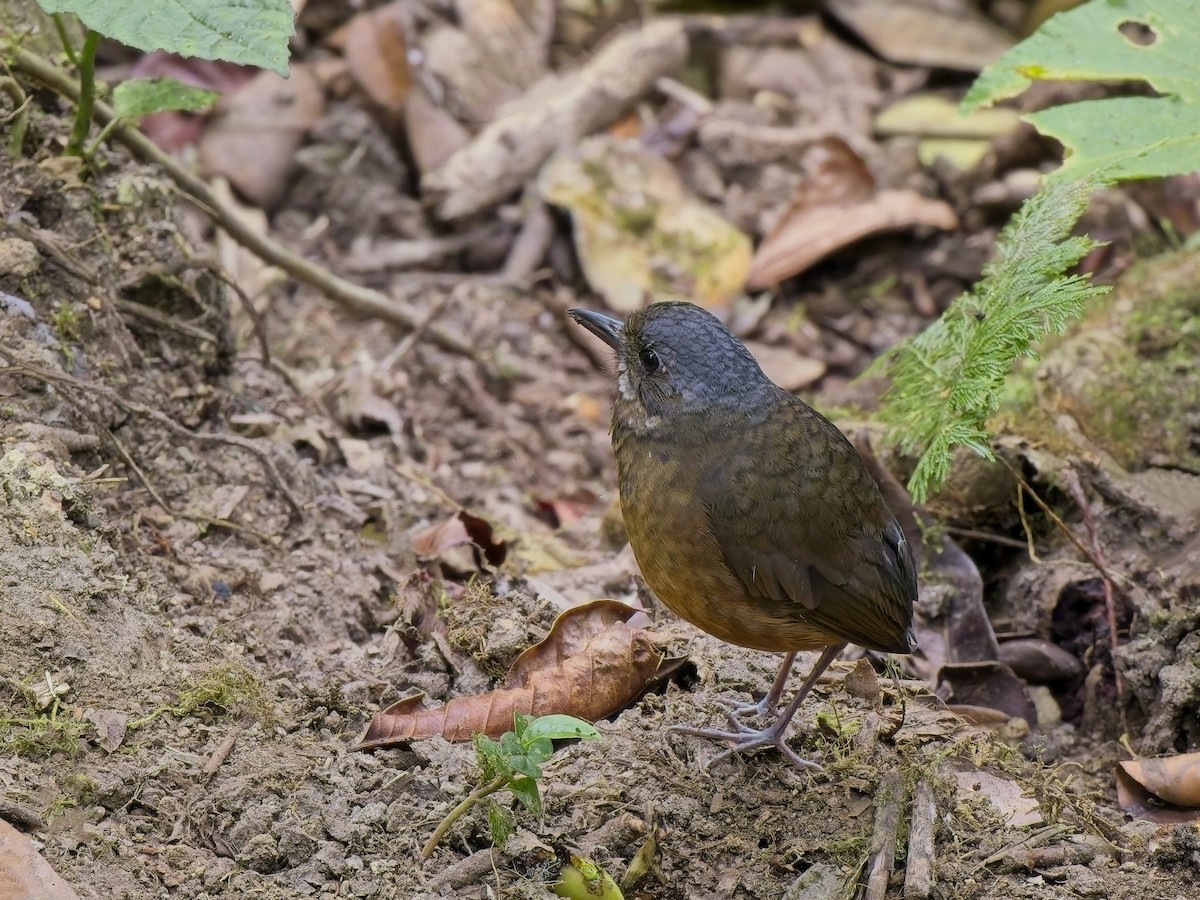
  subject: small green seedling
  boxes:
[421,713,600,860]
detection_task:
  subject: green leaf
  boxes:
[473,734,507,782]
[486,802,515,851]
[963,0,1200,180]
[508,754,543,780]
[520,715,600,744]
[512,711,532,738]
[35,0,294,76]
[508,776,542,815]
[112,77,219,121]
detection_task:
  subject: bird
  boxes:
[569,300,917,769]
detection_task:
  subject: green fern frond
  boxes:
[874,176,1111,501]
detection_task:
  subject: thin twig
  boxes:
[9,46,478,361]
[101,423,172,514]
[942,525,1032,551]
[201,722,247,780]
[999,456,1112,577]
[1061,468,1122,698]
[1,357,303,519]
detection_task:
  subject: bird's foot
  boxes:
[669,720,821,771]
[713,695,774,728]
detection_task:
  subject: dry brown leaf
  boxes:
[996,638,1084,684]
[343,2,411,118]
[938,661,1037,726]
[0,819,81,900]
[748,140,958,289]
[1115,753,1200,824]
[356,620,662,745]
[946,704,1011,726]
[827,0,1012,71]
[535,489,597,528]
[411,510,507,568]
[506,599,650,687]
[199,64,325,208]
[744,341,826,392]
[403,82,472,175]
[82,707,128,753]
[954,767,1042,827]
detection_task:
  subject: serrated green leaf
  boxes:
[473,733,507,782]
[486,802,515,851]
[112,77,219,120]
[35,0,294,76]
[520,715,600,744]
[508,776,542,815]
[962,0,1200,180]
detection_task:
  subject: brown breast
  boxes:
[616,434,840,653]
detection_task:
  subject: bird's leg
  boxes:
[671,643,846,771]
[715,652,796,725]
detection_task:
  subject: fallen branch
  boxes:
[8,47,475,361]
[423,20,689,220]
[0,357,303,520]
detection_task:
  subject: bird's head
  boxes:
[569,301,773,432]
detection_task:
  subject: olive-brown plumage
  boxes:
[569,301,917,768]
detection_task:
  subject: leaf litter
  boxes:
[3,2,1200,898]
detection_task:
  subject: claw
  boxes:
[671,644,845,771]
[669,721,821,771]
[713,695,773,728]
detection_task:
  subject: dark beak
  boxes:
[568,308,624,350]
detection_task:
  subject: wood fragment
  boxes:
[865,772,904,900]
[423,20,689,220]
[904,780,936,899]
[201,723,246,779]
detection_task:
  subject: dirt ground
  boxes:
[4,16,1200,900]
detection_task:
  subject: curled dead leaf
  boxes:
[356,620,662,746]
[411,510,507,569]
[748,138,957,290]
[996,638,1084,684]
[1116,753,1200,824]
[506,599,651,687]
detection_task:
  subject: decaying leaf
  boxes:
[343,1,411,118]
[748,138,957,289]
[874,94,1023,170]
[82,707,129,753]
[996,638,1084,684]
[411,510,507,570]
[540,135,752,311]
[199,64,325,209]
[506,599,651,686]
[827,0,1012,71]
[743,340,826,392]
[1116,753,1200,824]
[0,819,81,900]
[356,601,664,747]
[954,765,1043,827]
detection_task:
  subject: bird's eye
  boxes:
[639,348,661,374]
